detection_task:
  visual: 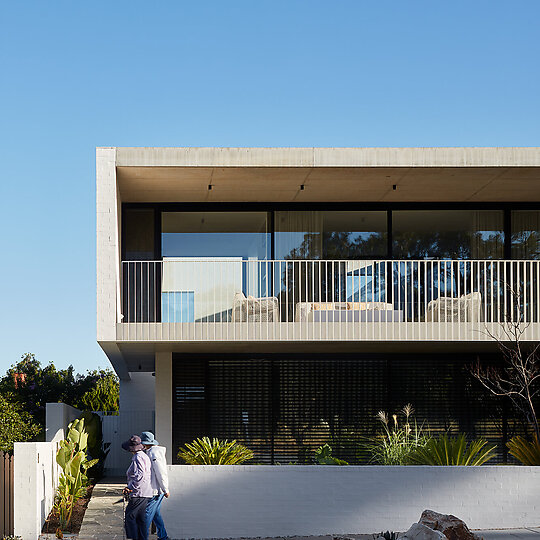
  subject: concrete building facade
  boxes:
[97,147,540,469]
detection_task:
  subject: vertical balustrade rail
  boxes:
[119,260,539,341]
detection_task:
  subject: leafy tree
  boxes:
[0,392,41,453]
[0,354,119,429]
[77,371,119,412]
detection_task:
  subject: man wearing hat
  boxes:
[122,435,153,540]
[140,431,170,540]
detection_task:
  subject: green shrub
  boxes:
[362,404,430,465]
[53,418,98,530]
[78,412,110,479]
[507,435,540,465]
[409,433,496,465]
[313,444,348,465]
[178,437,254,465]
[0,392,41,453]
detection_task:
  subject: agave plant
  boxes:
[409,433,496,466]
[178,437,254,465]
[507,435,540,465]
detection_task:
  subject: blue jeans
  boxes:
[125,496,150,540]
[145,493,168,539]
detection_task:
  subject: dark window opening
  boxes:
[172,354,526,465]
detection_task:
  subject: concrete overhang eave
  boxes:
[110,147,540,203]
[98,341,131,380]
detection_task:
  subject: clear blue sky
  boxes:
[0,1,539,376]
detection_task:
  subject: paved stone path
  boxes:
[70,478,540,540]
[77,478,125,540]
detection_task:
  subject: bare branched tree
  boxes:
[470,284,540,439]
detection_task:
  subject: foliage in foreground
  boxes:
[178,437,254,465]
[362,404,430,465]
[0,353,119,430]
[409,433,497,466]
[507,435,540,465]
[53,418,98,531]
[0,392,41,453]
[313,444,348,465]
[78,411,110,479]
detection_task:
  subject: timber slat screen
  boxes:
[172,354,523,465]
[0,452,14,537]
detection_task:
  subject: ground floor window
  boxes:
[172,353,525,465]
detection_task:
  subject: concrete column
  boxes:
[96,147,119,342]
[155,351,173,463]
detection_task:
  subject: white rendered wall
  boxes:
[14,403,80,540]
[45,402,81,442]
[163,465,540,539]
[103,372,156,474]
[119,371,155,412]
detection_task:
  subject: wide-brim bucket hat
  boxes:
[122,435,144,452]
[140,431,159,446]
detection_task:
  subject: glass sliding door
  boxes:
[511,210,540,259]
[274,211,388,320]
[162,211,270,259]
[274,211,387,260]
[161,212,270,323]
[392,210,504,260]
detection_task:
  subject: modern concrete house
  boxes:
[97,147,540,468]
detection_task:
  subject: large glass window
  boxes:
[162,212,270,259]
[511,210,540,260]
[392,210,504,259]
[161,212,270,322]
[274,211,387,260]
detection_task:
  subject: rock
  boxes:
[419,509,480,540]
[400,522,446,540]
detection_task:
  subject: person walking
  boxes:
[140,431,170,540]
[122,435,153,540]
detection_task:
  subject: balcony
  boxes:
[117,259,540,342]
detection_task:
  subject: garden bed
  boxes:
[41,485,94,535]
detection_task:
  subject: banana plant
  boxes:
[53,419,98,530]
[66,418,89,453]
[79,411,110,479]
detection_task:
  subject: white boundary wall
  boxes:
[14,403,80,540]
[45,403,81,442]
[163,465,540,539]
